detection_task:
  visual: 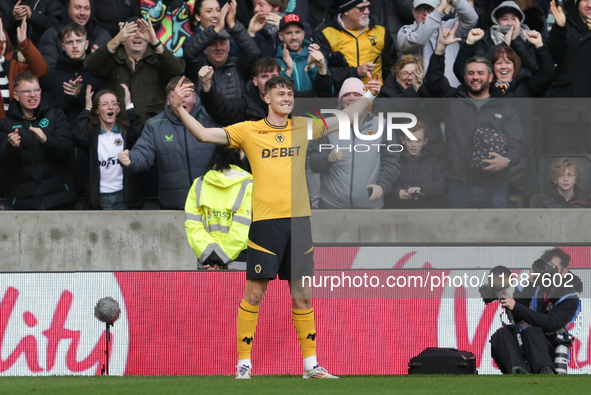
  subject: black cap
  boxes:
[279,14,305,31]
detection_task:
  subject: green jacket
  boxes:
[84,43,185,121]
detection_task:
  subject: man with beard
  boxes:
[314,0,396,91]
[276,14,329,92]
[424,21,523,208]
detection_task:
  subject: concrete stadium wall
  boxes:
[1,210,590,271]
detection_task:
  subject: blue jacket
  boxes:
[275,40,326,92]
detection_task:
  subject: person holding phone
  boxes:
[388,120,447,208]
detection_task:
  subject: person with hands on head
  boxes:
[398,0,478,87]
[84,16,185,122]
[3,0,62,47]
[314,0,397,91]
[73,83,143,210]
[424,21,523,208]
[0,71,77,209]
[309,77,401,209]
[0,17,48,119]
[545,0,591,154]
[184,0,260,98]
[117,76,216,209]
[171,71,381,380]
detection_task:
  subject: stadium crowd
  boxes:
[0,0,590,211]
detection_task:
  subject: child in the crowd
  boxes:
[533,158,590,208]
[388,121,447,209]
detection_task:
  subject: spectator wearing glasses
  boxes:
[0,72,77,209]
[314,0,396,91]
[398,0,478,87]
[0,18,48,120]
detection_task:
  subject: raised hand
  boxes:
[550,0,565,27]
[115,21,138,45]
[198,65,214,92]
[438,21,462,47]
[437,0,449,13]
[137,18,159,46]
[172,76,195,110]
[265,13,281,29]
[85,84,94,109]
[282,44,294,76]
[16,18,27,44]
[365,72,381,96]
[466,28,484,45]
[226,0,237,29]
[412,64,423,91]
[526,30,543,48]
[8,129,20,148]
[120,83,131,106]
[248,12,267,36]
[214,2,229,33]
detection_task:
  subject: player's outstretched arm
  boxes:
[173,77,229,145]
[324,72,381,136]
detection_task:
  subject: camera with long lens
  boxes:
[531,258,558,276]
[553,333,573,375]
[479,265,513,304]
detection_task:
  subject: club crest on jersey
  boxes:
[39,118,49,128]
[114,138,123,146]
[275,133,285,143]
[254,264,262,274]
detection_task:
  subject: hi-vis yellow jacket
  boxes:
[185,165,253,264]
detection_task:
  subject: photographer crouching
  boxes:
[489,248,583,374]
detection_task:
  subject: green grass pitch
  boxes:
[1,375,590,395]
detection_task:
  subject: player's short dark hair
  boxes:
[540,248,571,268]
[61,22,87,40]
[264,76,294,95]
[253,58,280,77]
[13,71,39,90]
[166,76,194,96]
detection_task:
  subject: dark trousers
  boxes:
[490,326,555,374]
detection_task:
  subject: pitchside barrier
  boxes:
[1,212,590,376]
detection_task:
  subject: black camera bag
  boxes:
[408,347,477,375]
